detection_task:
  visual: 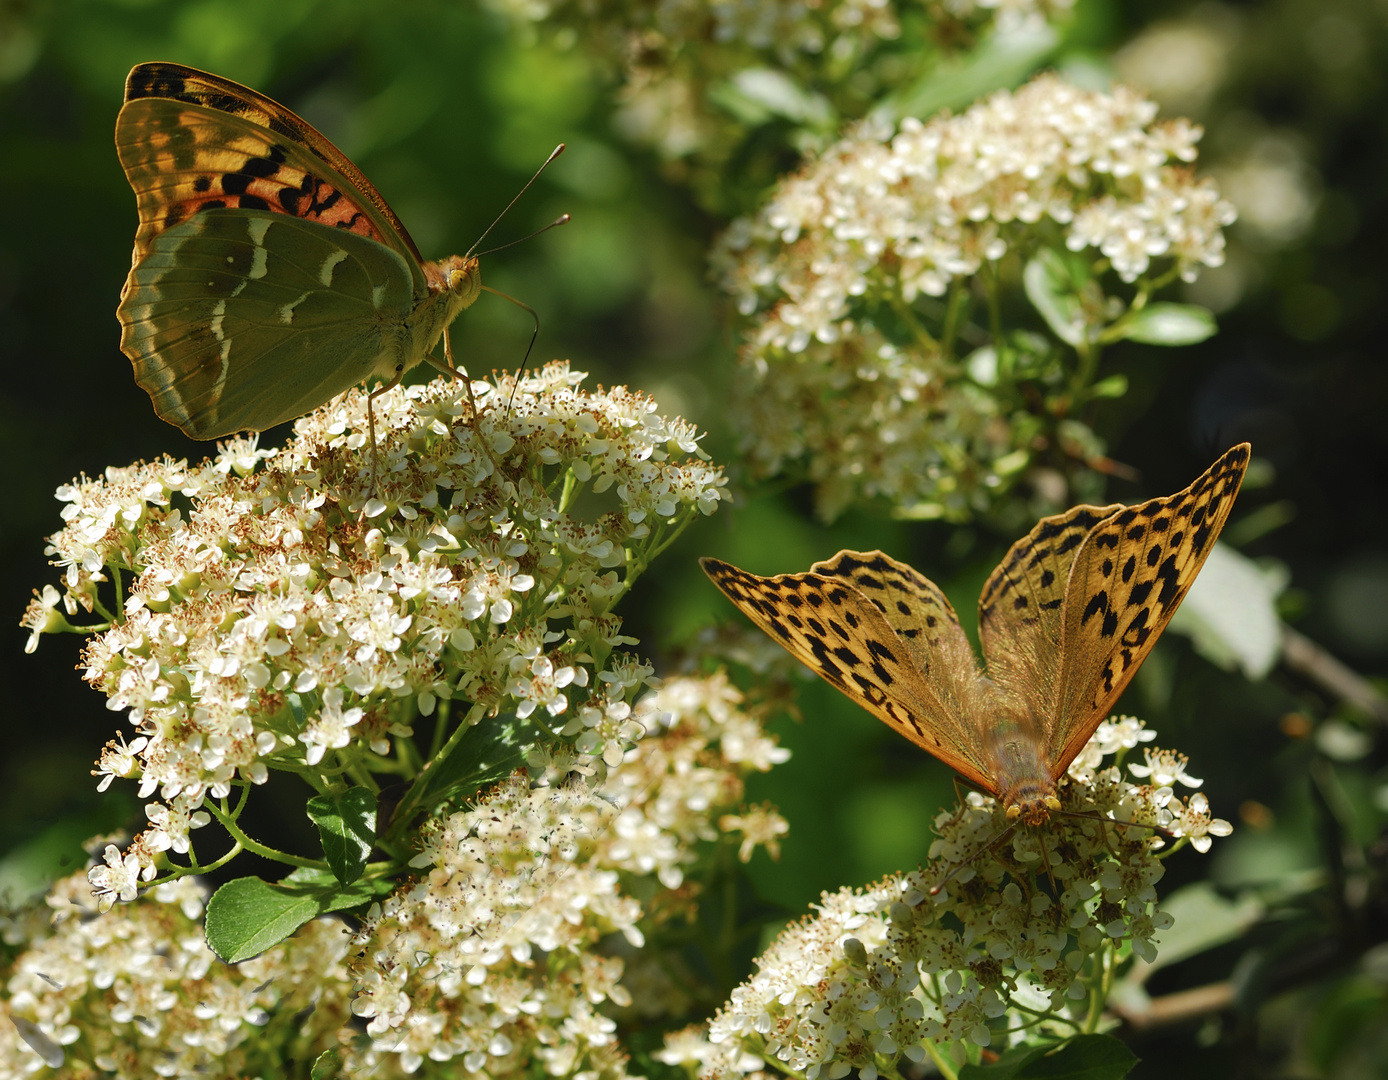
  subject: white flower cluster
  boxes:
[711,74,1235,521]
[720,73,1234,346]
[1,672,789,1078]
[660,719,1232,1078]
[485,0,1073,167]
[22,363,726,905]
[345,672,790,1076]
[349,777,644,1076]
[0,875,356,1078]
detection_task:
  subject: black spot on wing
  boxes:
[1155,554,1182,609]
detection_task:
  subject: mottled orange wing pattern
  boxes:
[1047,443,1250,772]
[703,445,1252,823]
[116,63,421,270]
[976,499,1126,732]
[700,551,995,792]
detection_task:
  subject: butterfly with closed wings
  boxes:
[702,443,1250,826]
[115,61,556,440]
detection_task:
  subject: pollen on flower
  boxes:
[0,872,357,1077]
[30,363,727,906]
[5,668,788,1077]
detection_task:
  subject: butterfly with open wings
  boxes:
[703,443,1250,826]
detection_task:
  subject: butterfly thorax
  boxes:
[984,718,1061,827]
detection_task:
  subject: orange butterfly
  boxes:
[702,444,1250,825]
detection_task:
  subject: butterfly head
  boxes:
[1004,788,1063,827]
[425,255,483,309]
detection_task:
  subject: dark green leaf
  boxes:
[204,873,384,962]
[311,1047,343,1079]
[394,713,532,828]
[1118,303,1217,345]
[959,1035,1137,1080]
[307,787,377,885]
[887,22,1060,121]
[1024,249,1087,346]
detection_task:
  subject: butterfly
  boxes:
[115,61,485,439]
[702,444,1251,826]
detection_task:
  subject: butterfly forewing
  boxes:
[976,500,1125,744]
[124,64,404,235]
[116,95,422,280]
[700,553,996,791]
[119,64,423,267]
[1046,442,1251,772]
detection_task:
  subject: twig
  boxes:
[1115,981,1234,1030]
[1280,625,1388,725]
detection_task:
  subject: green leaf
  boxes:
[397,713,532,825]
[1024,249,1087,346]
[1169,544,1288,680]
[311,1047,344,1079]
[960,1035,1138,1080]
[1135,882,1266,973]
[886,22,1060,122]
[204,873,385,962]
[1087,374,1129,400]
[307,788,377,885]
[1118,303,1217,345]
[710,68,834,128]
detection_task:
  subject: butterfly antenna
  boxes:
[474,214,570,259]
[464,144,566,260]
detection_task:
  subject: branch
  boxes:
[1115,981,1233,1030]
[1280,625,1388,725]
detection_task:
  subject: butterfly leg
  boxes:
[365,363,407,485]
[416,327,480,417]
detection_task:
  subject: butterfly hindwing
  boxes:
[1047,443,1252,772]
[701,552,995,791]
[119,208,419,437]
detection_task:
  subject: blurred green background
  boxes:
[3,0,1388,1075]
